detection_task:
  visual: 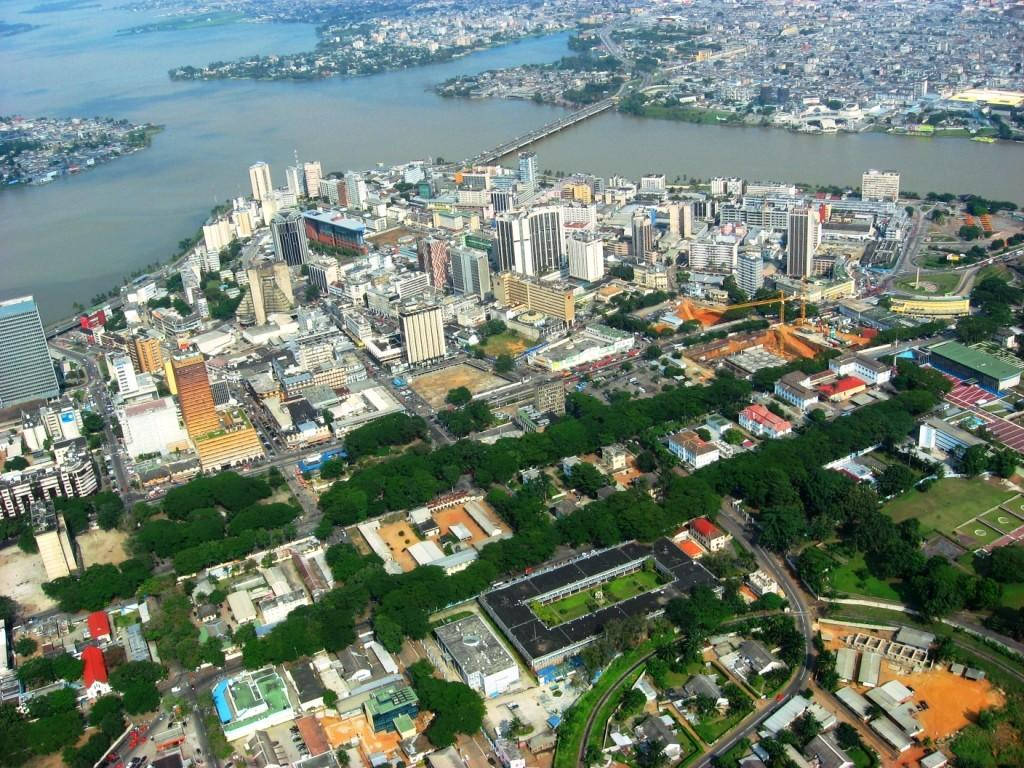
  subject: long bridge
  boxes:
[469,96,618,165]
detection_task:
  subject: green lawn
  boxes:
[978,508,1021,535]
[892,271,962,294]
[482,331,527,357]
[829,551,903,601]
[884,478,1017,536]
[531,567,664,626]
[847,746,874,768]
[1000,582,1024,609]
[693,708,748,744]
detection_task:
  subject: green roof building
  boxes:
[363,685,419,733]
[927,341,1022,392]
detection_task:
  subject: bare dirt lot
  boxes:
[409,363,508,409]
[375,519,421,572]
[77,528,131,567]
[0,544,56,614]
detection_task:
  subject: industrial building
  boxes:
[927,340,1022,391]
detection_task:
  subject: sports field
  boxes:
[883,477,1017,536]
[530,568,664,626]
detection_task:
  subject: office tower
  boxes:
[450,246,492,299]
[417,237,451,291]
[399,304,447,365]
[495,207,566,277]
[787,207,820,278]
[319,177,346,206]
[306,258,340,294]
[631,208,654,262]
[172,355,219,438]
[235,261,294,326]
[271,209,310,267]
[303,161,322,199]
[129,335,163,375]
[688,235,739,272]
[248,162,272,202]
[566,231,604,282]
[737,252,764,297]
[640,174,667,197]
[0,296,60,408]
[518,151,537,191]
[680,202,694,239]
[110,354,138,395]
[493,273,575,323]
[345,171,367,209]
[491,189,516,214]
[666,204,680,236]
[861,169,900,202]
[285,165,306,198]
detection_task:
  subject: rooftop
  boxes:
[434,614,517,678]
[929,341,1021,381]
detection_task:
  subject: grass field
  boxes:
[884,478,1016,535]
[693,709,748,745]
[531,567,663,626]
[978,508,1021,535]
[893,271,962,294]
[952,520,999,549]
[829,551,903,601]
[481,330,527,357]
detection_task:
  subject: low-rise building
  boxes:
[434,614,520,698]
[668,430,720,469]
[828,354,891,386]
[690,517,731,552]
[738,404,792,438]
[775,370,819,411]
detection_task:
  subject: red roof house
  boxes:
[81,645,111,698]
[690,517,732,552]
[88,611,112,642]
[817,376,867,402]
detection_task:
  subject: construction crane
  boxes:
[701,291,807,325]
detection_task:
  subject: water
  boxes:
[2,0,1022,322]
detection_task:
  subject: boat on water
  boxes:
[971,136,996,143]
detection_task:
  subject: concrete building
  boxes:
[434,614,520,698]
[130,334,164,374]
[927,340,1022,391]
[450,246,491,299]
[495,206,565,276]
[417,237,451,291]
[689,234,739,273]
[567,231,604,282]
[861,169,900,202]
[120,397,190,458]
[0,296,60,408]
[517,151,537,192]
[1,448,98,518]
[737,251,764,296]
[398,303,446,365]
[236,261,294,326]
[668,430,720,469]
[249,162,273,202]
[527,324,634,372]
[31,501,78,580]
[271,209,310,267]
[494,272,575,323]
[828,354,892,385]
[631,208,655,262]
[738,404,792,438]
[787,207,821,279]
[306,259,340,294]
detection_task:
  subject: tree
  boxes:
[13,637,37,657]
[407,660,485,747]
[109,661,166,714]
[445,387,472,406]
[723,428,744,446]
[495,354,514,374]
[644,344,661,361]
[335,748,350,767]
[960,444,989,477]
[4,456,28,471]
[877,463,917,497]
[324,689,338,709]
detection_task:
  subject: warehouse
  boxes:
[434,614,520,698]
[927,341,1022,392]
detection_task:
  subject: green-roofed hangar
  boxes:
[926,341,1022,392]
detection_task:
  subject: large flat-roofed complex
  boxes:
[927,340,1022,392]
[0,296,60,409]
[480,539,718,672]
[302,210,367,253]
[527,324,635,372]
[889,296,970,317]
[493,272,575,323]
[435,614,520,698]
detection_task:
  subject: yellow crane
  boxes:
[703,291,807,325]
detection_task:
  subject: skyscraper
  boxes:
[303,161,322,199]
[787,207,821,278]
[130,334,164,374]
[0,296,60,408]
[399,304,447,365]
[450,246,492,299]
[518,152,537,192]
[737,251,764,297]
[345,171,367,209]
[285,165,306,198]
[631,208,654,262]
[417,237,451,291]
[236,261,295,326]
[495,207,564,276]
[171,355,219,438]
[248,162,272,202]
[566,231,604,282]
[271,209,310,267]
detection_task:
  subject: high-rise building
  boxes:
[236,261,294,326]
[172,355,220,438]
[567,231,604,282]
[303,161,322,199]
[306,258,340,294]
[285,165,306,198]
[271,209,310,267]
[399,304,447,365]
[491,189,516,214]
[495,206,564,276]
[861,169,900,202]
[417,237,451,291]
[631,208,654,262]
[518,152,537,191]
[493,273,575,323]
[249,162,272,202]
[344,171,367,209]
[0,296,60,409]
[737,252,764,297]
[787,207,821,278]
[130,334,163,374]
[689,235,739,272]
[110,354,138,395]
[450,246,491,299]
[319,177,347,206]
[640,174,667,198]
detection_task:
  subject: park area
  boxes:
[530,567,664,626]
[892,271,962,295]
[884,477,1018,548]
[409,363,508,409]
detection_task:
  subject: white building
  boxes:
[566,231,604,282]
[110,354,138,395]
[119,397,189,458]
[667,430,720,469]
[249,162,273,202]
[861,169,900,202]
[689,234,739,272]
[434,614,520,698]
[828,353,891,385]
[737,251,764,296]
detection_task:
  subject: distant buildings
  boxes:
[248,162,273,202]
[494,272,575,323]
[861,169,900,202]
[495,206,564,276]
[0,296,60,408]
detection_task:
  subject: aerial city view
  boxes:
[3,2,1024,768]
